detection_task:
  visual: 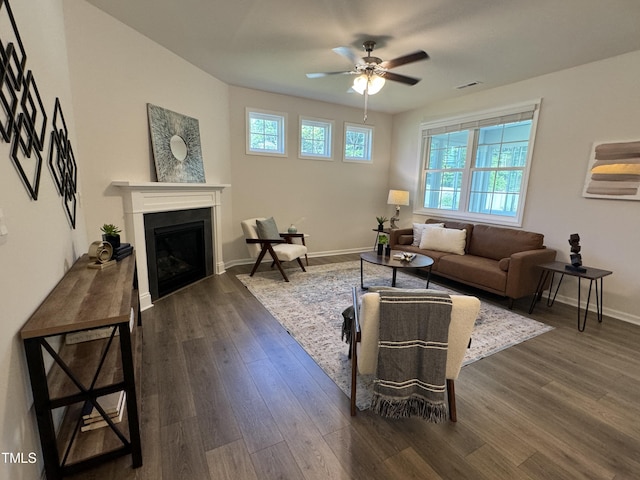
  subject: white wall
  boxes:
[392,50,640,323]
[62,0,233,251]
[0,1,87,478]
[227,86,394,264]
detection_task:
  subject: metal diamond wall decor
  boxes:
[1,0,78,227]
[1,0,47,201]
[11,112,42,199]
[49,97,77,228]
[1,43,19,142]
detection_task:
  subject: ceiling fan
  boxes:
[306,40,430,96]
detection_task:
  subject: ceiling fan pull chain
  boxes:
[363,88,369,123]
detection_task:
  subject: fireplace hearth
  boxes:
[144,208,213,300]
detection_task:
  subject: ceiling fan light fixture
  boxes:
[352,73,385,95]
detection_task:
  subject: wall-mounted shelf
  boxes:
[21,254,142,480]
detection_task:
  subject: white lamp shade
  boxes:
[387,189,410,206]
[352,74,386,95]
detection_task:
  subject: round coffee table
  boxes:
[360,250,434,290]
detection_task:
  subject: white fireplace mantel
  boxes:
[112,181,230,311]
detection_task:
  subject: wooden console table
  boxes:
[21,254,142,480]
[529,260,612,332]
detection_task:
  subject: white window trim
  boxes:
[299,116,334,161]
[343,122,374,163]
[246,107,287,157]
[414,100,541,227]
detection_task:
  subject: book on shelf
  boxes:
[81,392,126,432]
[82,390,125,421]
[114,243,133,261]
[114,242,131,252]
[65,308,134,344]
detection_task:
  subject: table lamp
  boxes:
[387,189,410,229]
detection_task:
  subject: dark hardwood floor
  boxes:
[69,254,640,479]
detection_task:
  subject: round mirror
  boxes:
[169,135,188,161]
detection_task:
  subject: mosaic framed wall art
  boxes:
[147,104,205,183]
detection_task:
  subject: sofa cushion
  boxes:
[468,224,544,261]
[398,234,414,245]
[498,258,510,271]
[392,245,450,270]
[426,219,474,252]
[420,227,467,255]
[412,222,444,246]
[438,255,507,293]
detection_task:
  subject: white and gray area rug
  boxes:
[237,260,554,410]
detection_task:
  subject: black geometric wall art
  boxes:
[65,139,77,194]
[48,97,77,228]
[20,69,46,151]
[11,112,42,200]
[48,97,69,194]
[63,168,76,229]
[0,0,27,92]
[47,127,64,193]
[0,43,18,142]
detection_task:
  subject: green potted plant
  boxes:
[377,233,388,255]
[376,216,388,231]
[101,223,122,249]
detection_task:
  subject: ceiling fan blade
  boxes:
[332,46,363,65]
[380,50,429,70]
[382,71,421,86]
[306,71,353,79]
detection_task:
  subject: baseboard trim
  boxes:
[550,293,640,326]
[223,247,371,270]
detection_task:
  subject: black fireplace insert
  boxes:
[144,208,213,299]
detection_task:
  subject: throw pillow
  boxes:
[412,222,444,247]
[419,227,467,255]
[256,217,280,239]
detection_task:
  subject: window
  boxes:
[246,108,286,156]
[299,117,333,160]
[344,123,374,162]
[417,101,540,226]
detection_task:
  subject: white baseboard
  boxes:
[548,293,640,326]
[223,246,371,270]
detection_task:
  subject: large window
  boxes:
[246,108,286,156]
[299,117,333,160]
[417,101,540,226]
[344,123,373,163]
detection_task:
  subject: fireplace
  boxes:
[144,208,213,300]
[112,181,229,311]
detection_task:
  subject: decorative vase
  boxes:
[385,245,391,257]
[377,224,384,232]
[377,243,384,255]
[288,224,298,234]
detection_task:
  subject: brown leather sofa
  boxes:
[390,219,557,306]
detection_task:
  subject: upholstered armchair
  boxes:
[350,287,480,420]
[241,217,308,282]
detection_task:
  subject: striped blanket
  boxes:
[371,289,452,421]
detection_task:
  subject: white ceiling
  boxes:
[85,0,640,114]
